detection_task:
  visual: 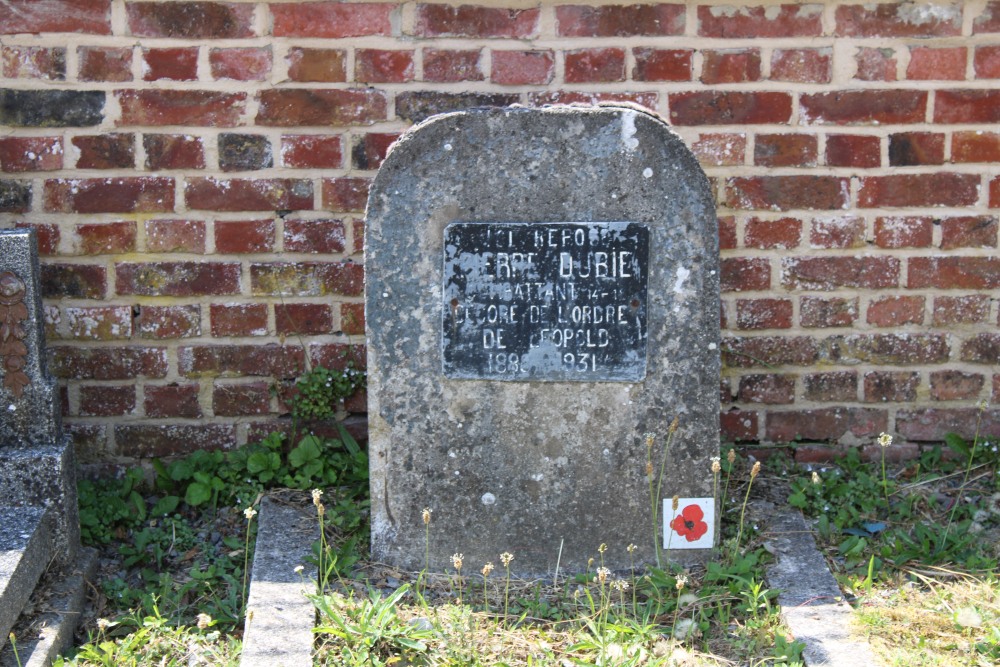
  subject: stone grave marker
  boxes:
[366,105,719,574]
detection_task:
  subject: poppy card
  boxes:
[663,498,715,549]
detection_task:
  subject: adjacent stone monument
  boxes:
[366,105,719,574]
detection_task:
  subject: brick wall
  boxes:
[1,0,998,466]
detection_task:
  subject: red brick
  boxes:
[280,135,342,169]
[975,1,1000,32]
[800,296,859,328]
[804,371,857,402]
[352,220,364,254]
[250,261,364,297]
[127,1,254,38]
[416,4,537,37]
[117,424,235,459]
[736,298,792,330]
[284,219,345,253]
[720,257,770,292]
[889,132,945,166]
[940,216,998,249]
[322,177,370,213]
[210,303,267,337]
[859,174,978,208]
[810,216,865,249]
[829,334,950,365]
[961,333,1000,364]
[50,346,167,380]
[179,344,305,378]
[0,137,63,172]
[276,303,333,335]
[701,49,760,84]
[854,47,897,81]
[907,47,966,80]
[273,2,391,37]
[396,91,519,123]
[896,408,1000,442]
[737,373,795,404]
[286,47,345,82]
[257,89,387,126]
[145,219,205,253]
[793,445,846,464]
[726,176,849,211]
[2,46,65,79]
[909,257,1000,289]
[935,90,1000,123]
[340,302,365,335]
[771,48,831,83]
[766,408,887,442]
[783,256,899,290]
[117,90,245,127]
[722,336,819,368]
[801,90,927,125]
[744,217,800,250]
[698,4,821,37]
[215,219,274,254]
[930,371,985,401]
[210,47,271,81]
[952,131,1000,162]
[826,134,880,168]
[78,45,131,81]
[144,384,202,418]
[492,50,553,85]
[874,216,933,248]
[690,134,745,166]
[186,177,312,212]
[718,216,737,250]
[308,342,366,370]
[557,4,683,36]
[423,49,483,82]
[671,91,792,126]
[754,134,816,167]
[116,261,240,296]
[565,47,625,83]
[73,134,134,169]
[40,263,106,299]
[356,49,413,83]
[632,48,691,82]
[993,177,1000,207]
[932,295,990,325]
[14,222,59,255]
[836,3,961,37]
[0,0,111,35]
[141,47,197,81]
[76,221,135,255]
[720,409,758,442]
[351,133,398,171]
[136,305,200,339]
[44,177,173,213]
[144,134,205,170]
[64,305,132,340]
[80,385,135,417]
[867,296,925,327]
[860,442,922,464]
[213,381,270,416]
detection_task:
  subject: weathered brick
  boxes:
[273,2,392,37]
[66,423,107,463]
[670,91,791,125]
[720,257,770,292]
[909,257,1000,289]
[557,4,683,36]
[14,222,60,255]
[932,295,989,325]
[144,384,202,418]
[736,298,792,330]
[888,132,945,166]
[0,137,63,172]
[308,342,366,370]
[800,296,858,328]
[930,371,985,401]
[935,90,1000,123]
[213,381,270,416]
[276,303,333,335]
[701,49,761,84]
[72,134,134,169]
[280,135,342,169]
[896,408,1000,442]
[766,408,887,442]
[859,442,922,464]
[210,47,271,81]
[992,177,1000,207]
[0,179,30,212]
[145,219,205,253]
[720,409,758,442]
[737,374,795,404]
[492,50,553,85]
[770,48,831,83]
[127,1,254,38]
[179,344,305,378]
[565,48,625,83]
[80,385,135,417]
[64,305,132,340]
[423,49,483,82]
[836,3,961,37]
[322,177,370,213]
[0,0,111,35]
[699,4,822,37]
[44,177,173,213]
[251,261,364,297]
[718,216,737,250]
[2,45,66,79]
[78,46,132,81]
[285,47,345,82]
[952,131,1000,162]
[907,47,966,80]
[961,333,1000,364]
[284,219,345,254]
[116,424,236,459]
[0,90,104,127]
[356,49,414,83]
[854,47,897,81]
[858,174,979,208]
[827,334,950,365]
[722,336,819,368]
[940,216,998,249]
[50,346,167,380]
[186,177,312,212]
[144,134,205,170]
[867,296,925,327]
[75,221,136,255]
[215,219,274,254]
[825,134,880,168]
[793,445,847,464]
[726,176,849,211]
[810,216,865,249]
[530,91,660,109]
[395,92,520,123]
[141,47,197,81]
[975,1,1000,32]
[210,303,267,337]
[800,90,927,125]
[218,134,272,172]
[995,376,1000,404]
[116,261,240,296]
[351,133,398,171]
[782,256,899,290]
[804,371,857,402]
[874,216,933,248]
[632,48,691,82]
[136,305,201,339]
[416,4,537,37]
[691,133,745,167]
[744,217,800,249]
[117,90,245,127]
[256,89,387,126]
[340,302,365,335]
[40,263,106,299]
[754,134,816,167]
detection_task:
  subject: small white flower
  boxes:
[878,432,893,448]
[244,506,257,520]
[294,565,304,574]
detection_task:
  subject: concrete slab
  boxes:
[0,506,52,654]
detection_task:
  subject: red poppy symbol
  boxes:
[670,504,708,542]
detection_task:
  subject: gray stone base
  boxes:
[0,506,53,655]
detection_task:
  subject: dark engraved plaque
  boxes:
[443,222,649,381]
